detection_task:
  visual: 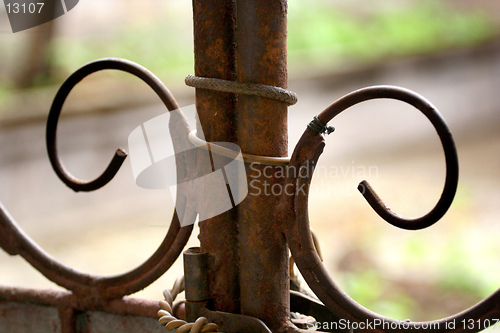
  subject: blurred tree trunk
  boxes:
[14,1,58,89]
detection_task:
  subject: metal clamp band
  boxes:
[185,75,298,106]
[188,130,290,166]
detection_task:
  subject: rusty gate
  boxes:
[1,1,500,332]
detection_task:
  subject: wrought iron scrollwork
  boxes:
[317,86,459,231]
[0,59,193,303]
[1,58,498,331]
[46,58,181,192]
[283,86,499,332]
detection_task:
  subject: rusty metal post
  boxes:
[192,0,290,330]
[184,247,209,303]
[184,247,209,323]
[192,0,240,314]
[236,0,290,331]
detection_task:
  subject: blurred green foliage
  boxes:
[288,0,497,71]
[340,224,500,321]
[48,0,497,85]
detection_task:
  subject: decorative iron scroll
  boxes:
[281,86,500,332]
[1,58,499,332]
[1,59,194,303]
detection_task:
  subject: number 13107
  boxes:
[6,2,45,14]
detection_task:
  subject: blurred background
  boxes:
[1,0,499,325]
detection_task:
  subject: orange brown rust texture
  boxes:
[236,0,290,331]
[193,0,240,314]
[192,0,294,330]
[236,0,288,157]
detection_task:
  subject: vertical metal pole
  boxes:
[236,0,290,331]
[184,247,209,303]
[192,0,240,314]
[58,307,77,333]
[184,247,209,323]
[193,1,290,330]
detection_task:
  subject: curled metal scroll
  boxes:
[46,58,180,192]
[283,86,500,332]
[316,86,459,230]
[0,58,193,302]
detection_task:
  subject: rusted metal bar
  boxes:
[46,58,180,192]
[282,86,500,332]
[0,195,192,304]
[235,0,290,331]
[184,247,209,304]
[192,0,240,314]
[184,247,209,324]
[4,2,498,332]
[0,286,162,318]
[316,86,459,230]
[58,307,77,333]
[0,58,198,305]
[0,286,165,332]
